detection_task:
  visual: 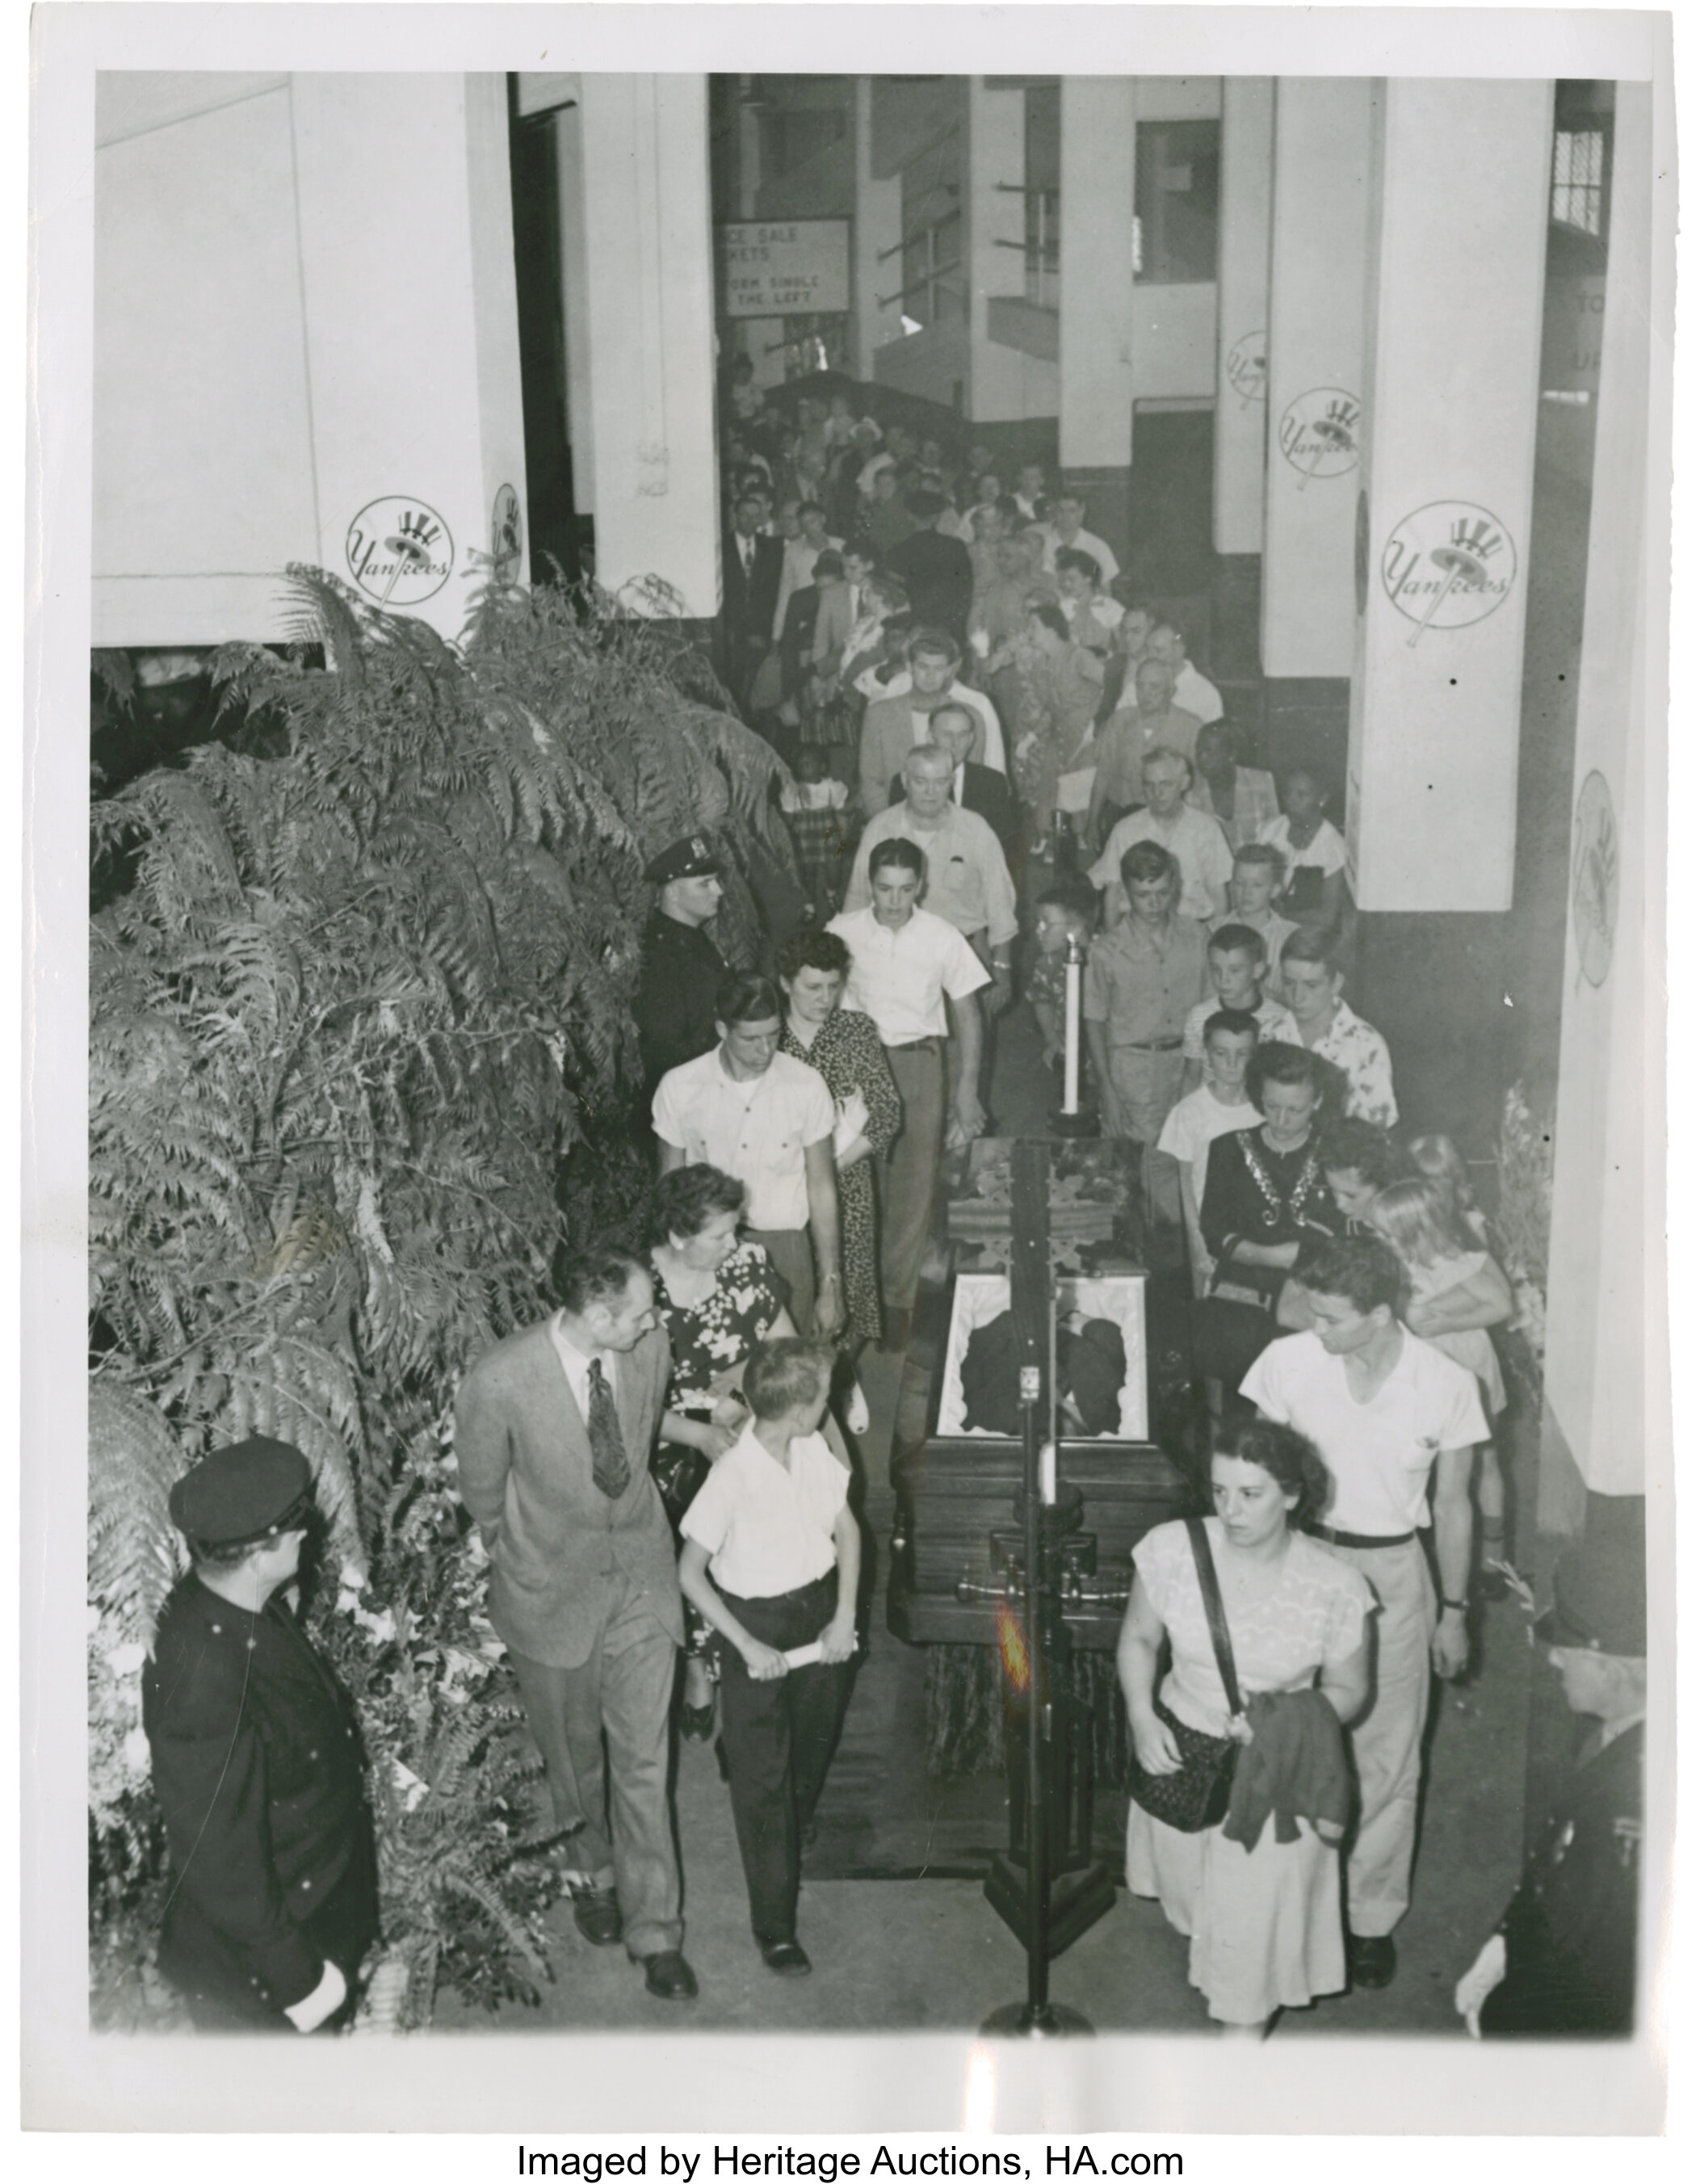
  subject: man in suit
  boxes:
[142,1437,378,2032]
[884,490,975,645]
[455,1243,699,2001]
[858,629,998,818]
[890,704,1022,876]
[721,492,785,716]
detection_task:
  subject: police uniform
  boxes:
[142,1438,378,2032]
[634,835,728,1093]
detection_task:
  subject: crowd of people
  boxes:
[131,388,1642,2041]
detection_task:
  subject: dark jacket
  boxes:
[889,758,1022,867]
[884,528,975,644]
[142,1575,377,2020]
[1480,1721,1643,2037]
[635,909,725,1094]
[721,531,784,660]
[1221,1686,1353,1852]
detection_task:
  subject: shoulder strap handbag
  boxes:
[1127,1518,1245,1833]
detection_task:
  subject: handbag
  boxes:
[1128,1518,1245,1833]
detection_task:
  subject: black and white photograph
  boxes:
[22,0,1680,2143]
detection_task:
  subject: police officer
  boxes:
[142,1436,378,2032]
[1454,1502,1646,2038]
[634,834,730,1095]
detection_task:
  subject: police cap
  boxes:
[1534,1502,1647,1657]
[643,834,721,886]
[169,1437,315,1556]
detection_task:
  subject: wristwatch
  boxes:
[1441,1598,1469,1615]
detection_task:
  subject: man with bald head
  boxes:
[1090,746,1234,929]
[1087,657,1205,847]
[843,740,1018,1014]
[888,703,1022,873]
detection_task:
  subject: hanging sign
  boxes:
[1380,501,1517,645]
[718,220,850,318]
[346,498,454,607]
[1279,388,1361,485]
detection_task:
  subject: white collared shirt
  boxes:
[548,1312,619,1423]
[826,905,991,1044]
[679,1424,847,1598]
[651,1048,834,1232]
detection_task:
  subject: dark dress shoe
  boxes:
[641,1949,699,2001]
[680,1702,716,1743]
[758,1938,812,1977]
[570,1887,623,1947]
[1348,1932,1396,1989]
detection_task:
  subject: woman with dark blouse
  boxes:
[775,926,900,1428]
[1193,1042,1344,1388]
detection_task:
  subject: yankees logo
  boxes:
[1380,500,1519,641]
[346,497,455,607]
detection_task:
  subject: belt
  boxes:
[1308,1524,1416,1551]
[885,1036,943,1052]
[1114,1036,1184,1052]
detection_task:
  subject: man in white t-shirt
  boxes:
[829,835,989,1329]
[1145,620,1223,726]
[1241,1233,1487,1992]
[653,972,843,1338]
[1039,489,1121,583]
[1155,1008,1261,1292]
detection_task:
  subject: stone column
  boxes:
[1541,82,1661,1522]
[554,74,720,617]
[850,78,902,383]
[1346,80,1552,912]
[1211,78,1274,686]
[1058,76,1137,564]
[1260,79,1374,779]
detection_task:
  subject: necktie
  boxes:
[586,1358,630,1500]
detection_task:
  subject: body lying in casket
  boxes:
[888,1272,1194,1647]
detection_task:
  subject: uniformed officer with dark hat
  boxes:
[142,1436,379,2032]
[634,834,731,1094]
[1455,1496,1647,2038]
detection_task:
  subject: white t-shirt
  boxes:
[680,1424,847,1598]
[1156,1084,1262,1203]
[1258,813,1349,879]
[1181,993,1298,1060]
[826,905,990,1044]
[652,1048,834,1233]
[1241,1329,1489,1537]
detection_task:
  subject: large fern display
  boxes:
[88,569,791,2027]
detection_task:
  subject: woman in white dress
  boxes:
[1119,1418,1373,2032]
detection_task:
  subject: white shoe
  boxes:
[843,1380,870,1435]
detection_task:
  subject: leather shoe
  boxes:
[641,1949,699,2001]
[1349,1932,1396,1989]
[569,1887,623,1948]
[680,1702,716,1743]
[759,1938,812,1977]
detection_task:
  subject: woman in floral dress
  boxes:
[776,925,901,1429]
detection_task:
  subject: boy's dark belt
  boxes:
[1114,1035,1184,1052]
[1308,1524,1416,1550]
[885,1036,943,1052]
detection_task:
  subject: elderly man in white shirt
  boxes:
[1089,747,1234,929]
[1145,621,1224,727]
[653,972,845,1338]
[828,835,989,1332]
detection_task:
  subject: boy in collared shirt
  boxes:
[1177,922,1298,1094]
[679,1340,859,1979]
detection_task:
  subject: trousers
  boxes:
[1106,1044,1187,1220]
[745,1224,817,1334]
[878,1040,947,1312]
[1331,1536,1437,1937]
[507,1575,683,1959]
[713,1572,850,1945]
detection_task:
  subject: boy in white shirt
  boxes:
[679,1340,859,1977]
[1178,922,1298,1093]
[1156,1010,1261,1294]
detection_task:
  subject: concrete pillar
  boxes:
[1542,82,1660,1516]
[1346,80,1552,910]
[1261,80,1374,684]
[850,78,902,383]
[1213,78,1273,557]
[1059,76,1136,551]
[93,72,527,646]
[966,78,1026,413]
[555,74,720,615]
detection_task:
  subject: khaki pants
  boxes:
[745,1224,816,1334]
[1107,1045,1186,1221]
[508,1577,683,1960]
[1329,1536,1437,1938]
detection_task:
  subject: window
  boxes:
[888,132,964,330]
[1133,119,1220,285]
[1551,126,1607,237]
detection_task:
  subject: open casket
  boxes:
[887,1143,1194,1651]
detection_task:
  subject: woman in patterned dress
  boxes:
[1012,598,1106,853]
[1119,1417,1373,2032]
[648,1164,804,1739]
[775,926,901,1430]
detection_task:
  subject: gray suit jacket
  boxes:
[455,1320,683,1668]
[860,691,989,819]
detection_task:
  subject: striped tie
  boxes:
[586,1358,630,1500]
